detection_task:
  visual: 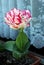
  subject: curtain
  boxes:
[0,0,19,39]
[0,0,44,48]
[30,0,44,48]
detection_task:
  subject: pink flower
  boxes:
[4,8,31,29]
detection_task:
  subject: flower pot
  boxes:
[28,52,40,65]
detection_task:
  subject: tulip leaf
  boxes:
[23,40,30,51]
[13,43,28,59]
[0,43,4,51]
[16,29,28,52]
[4,41,15,51]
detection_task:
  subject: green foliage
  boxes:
[16,28,29,52]
[13,44,22,59]
[13,43,29,59]
[0,41,4,51]
[4,28,30,59]
[4,41,15,51]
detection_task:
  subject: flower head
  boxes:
[4,8,31,29]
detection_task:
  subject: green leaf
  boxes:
[4,41,15,51]
[13,41,30,59]
[16,29,28,52]
[0,44,4,51]
[0,41,4,51]
[13,50,22,59]
[13,43,22,59]
[13,43,29,59]
[24,40,30,51]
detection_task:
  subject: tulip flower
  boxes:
[5,8,31,29]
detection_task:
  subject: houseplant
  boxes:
[0,8,40,65]
[4,8,32,59]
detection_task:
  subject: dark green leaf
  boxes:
[0,44,4,51]
[24,40,30,51]
[0,41,4,51]
[16,30,28,52]
[13,43,22,59]
[13,42,30,59]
